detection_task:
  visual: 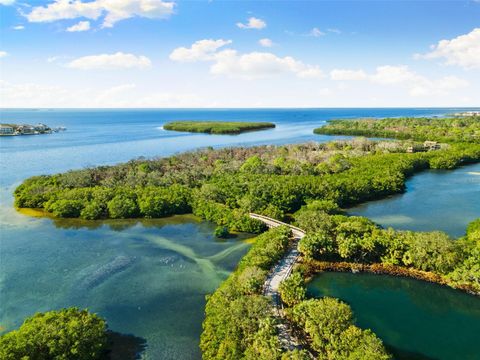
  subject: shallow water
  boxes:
[348,163,480,237]
[0,214,251,358]
[308,272,480,360]
[1,108,479,358]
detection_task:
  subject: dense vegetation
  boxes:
[287,298,390,359]
[0,308,108,360]
[14,139,480,236]
[201,226,389,359]
[294,201,480,294]
[163,121,275,134]
[314,116,480,143]
[201,226,290,359]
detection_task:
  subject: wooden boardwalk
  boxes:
[249,213,310,353]
[249,213,306,239]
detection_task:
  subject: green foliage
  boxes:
[163,121,275,134]
[297,209,480,292]
[446,245,480,293]
[288,298,390,359]
[137,185,191,218]
[201,227,291,359]
[330,326,391,360]
[243,317,282,360]
[46,199,84,218]
[281,349,311,360]
[0,308,107,360]
[240,155,264,173]
[466,218,480,243]
[279,272,306,306]
[446,218,480,292]
[239,226,291,271]
[429,154,462,169]
[14,175,57,208]
[107,193,139,219]
[401,231,460,274]
[298,231,336,260]
[80,201,105,220]
[214,226,229,238]
[301,199,340,214]
[237,266,267,295]
[14,139,479,232]
[314,116,480,143]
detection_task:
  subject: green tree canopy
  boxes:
[0,308,108,360]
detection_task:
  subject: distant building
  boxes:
[0,125,14,135]
[406,144,426,153]
[423,141,441,151]
[17,125,35,134]
[34,123,49,132]
[454,111,480,117]
[406,141,441,153]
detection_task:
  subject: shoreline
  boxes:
[302,260,480,297]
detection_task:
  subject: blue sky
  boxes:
[1,0,479,107]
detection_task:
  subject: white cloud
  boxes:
[0,51,8,58]
[327,28,341,34]
[134,92,205,107]
[236,17,266,30]
[12,25,25,30]
[409,75,468,97]
[169,39,231,62]
[416,28,480,69]
[329,64,469,97]
[95,83,136,104]
[370,65,468,96]
[318,88,332,96]
[24,0,175,28]
[330,69,367,81]
[0,80,73,107]
[47,56,61,63]
[170,39,325,79]
[309,27,325,37]
[67,52,152,70]
[370,65,419,84]
[66,20,90,32]
[296,67,325,79]
[210,50,324,79]
[0,80,207,108]
[259,38,273,47]
[0,0,15,5]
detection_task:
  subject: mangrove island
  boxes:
[163,121,276,134]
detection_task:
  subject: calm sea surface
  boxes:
[1,108,479,359]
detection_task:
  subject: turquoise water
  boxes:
[348,163,480,238]
[1,108,479,358]
[308,272,480,360]
[0,213,251,358]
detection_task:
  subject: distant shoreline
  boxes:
[0,123,66,136]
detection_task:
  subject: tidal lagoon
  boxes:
[308,272,480,360]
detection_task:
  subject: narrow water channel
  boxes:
[348,163,480,238]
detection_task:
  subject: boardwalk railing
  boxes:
[250,212,311,353]
[249,213,306,239]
